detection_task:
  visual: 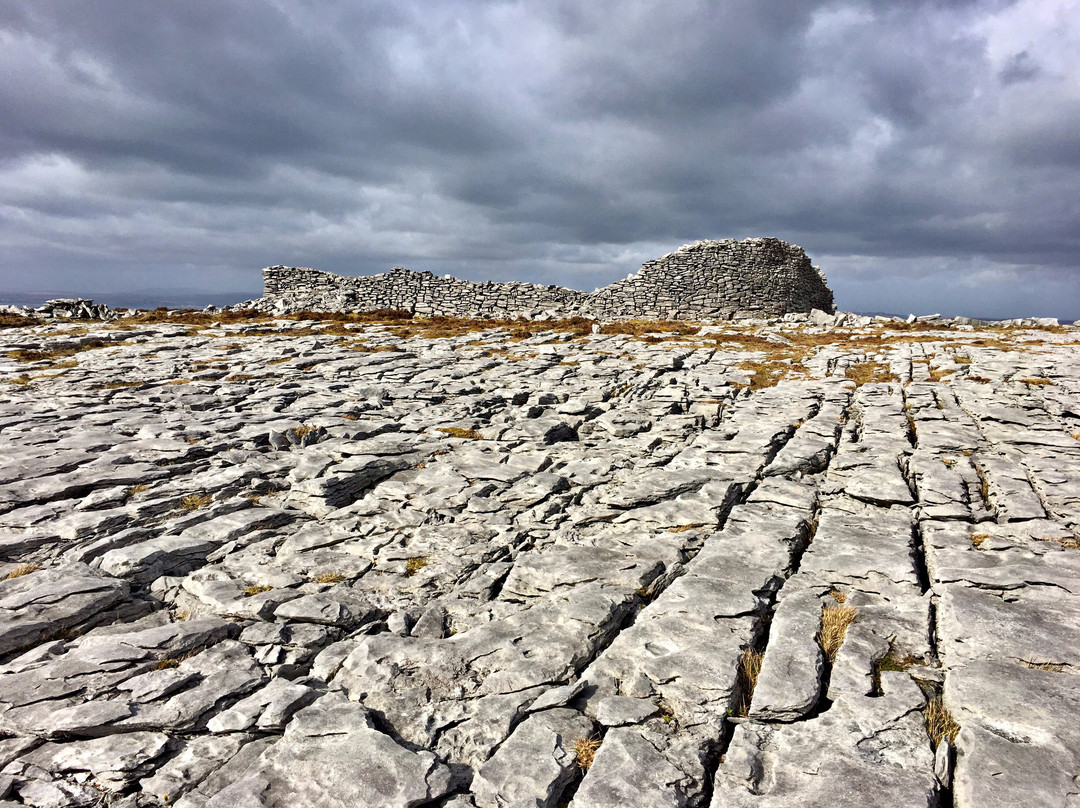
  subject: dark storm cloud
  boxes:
[1,0,1078,317]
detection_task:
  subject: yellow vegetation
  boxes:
[574,736,602,770]
[818,604,858,662]
[3,562,40,580]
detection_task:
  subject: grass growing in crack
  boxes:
[7,339,110,363]
[292,424,317,439]
[970,533,990,548]
[733,648,764,716]
[1035,535,1080,550]
[1017,377,1054,387]
[926,697,960,746]
[1024,658,1066,672]
[666,523,707,533]
[315,572,346,584]
[243,584,272,597]
[845,361,899,387]
[574,736,602,770]
[405,557,429,577]
[179,493,213,510]
[818,605,858,662]
[155,649,199,669]
[436,426,483,440]
[3,562,40,580]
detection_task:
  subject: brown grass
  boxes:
[315,572,346,584]
[405,557,429,577]
[437,426,483,440]
[292,424,317,439]
[179,493,213,510]
[970,533,990,548]
[734,648,764,716]
[818,605,858,662]
[599,320,700,338]
[0,312,39,328]
[574,736,602,770]
[3,562,40,580]
[845,361,899,387]
[926,697,960,746]
[1036,535,1080,550]
[5,374,32,386]
[827,589,848,603]
[666,523,707,533]
[243,584,272,597]
[1018,377,1054,386]
[387,315,594,341]
[7,338,111,363]
[155,649,200,670]
[1024,658,1066,672]
[928,367,955,382]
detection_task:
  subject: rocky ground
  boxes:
[0,310,1078,807]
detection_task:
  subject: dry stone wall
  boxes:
[260,237,834,319]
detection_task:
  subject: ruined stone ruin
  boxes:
[260,237,835,320]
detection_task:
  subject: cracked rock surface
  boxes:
[0,312,1078,807]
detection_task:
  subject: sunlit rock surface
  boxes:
[0,310,1077,807]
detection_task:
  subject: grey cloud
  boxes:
[0,0,1078,318]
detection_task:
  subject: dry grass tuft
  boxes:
[179,493,213,510]
[7,338,110,363]
[437,426,483,440]
[970,533,990,548]
[928,367,955,382]
[128,484,149,497]
[666,523,707,533]
[1018,377,1054,386]
[1024,658,1066,672]
[315,572,346,584]
[292,424,317,439]
[243,584,272,597]
[155,649,199,670]
[405,557,429,577]
[926,697,960,746]
[0,312,39,329]
[941,457,956,468]
[827,589,848,603]
[818,604,858,662]
[734,648,764,716]
[5,374,32,386]
[1035,535,1080,550]
[3,562,40,580]
[574,736,602,771]
[1070,431,1080,442]
[845,361,899,387]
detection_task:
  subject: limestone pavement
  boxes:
[0,310,1077,807]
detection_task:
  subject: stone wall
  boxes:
[259,237,834,320]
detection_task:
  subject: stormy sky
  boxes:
[1,1,1078,318]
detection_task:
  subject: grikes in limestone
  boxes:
[260,237,835,320]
